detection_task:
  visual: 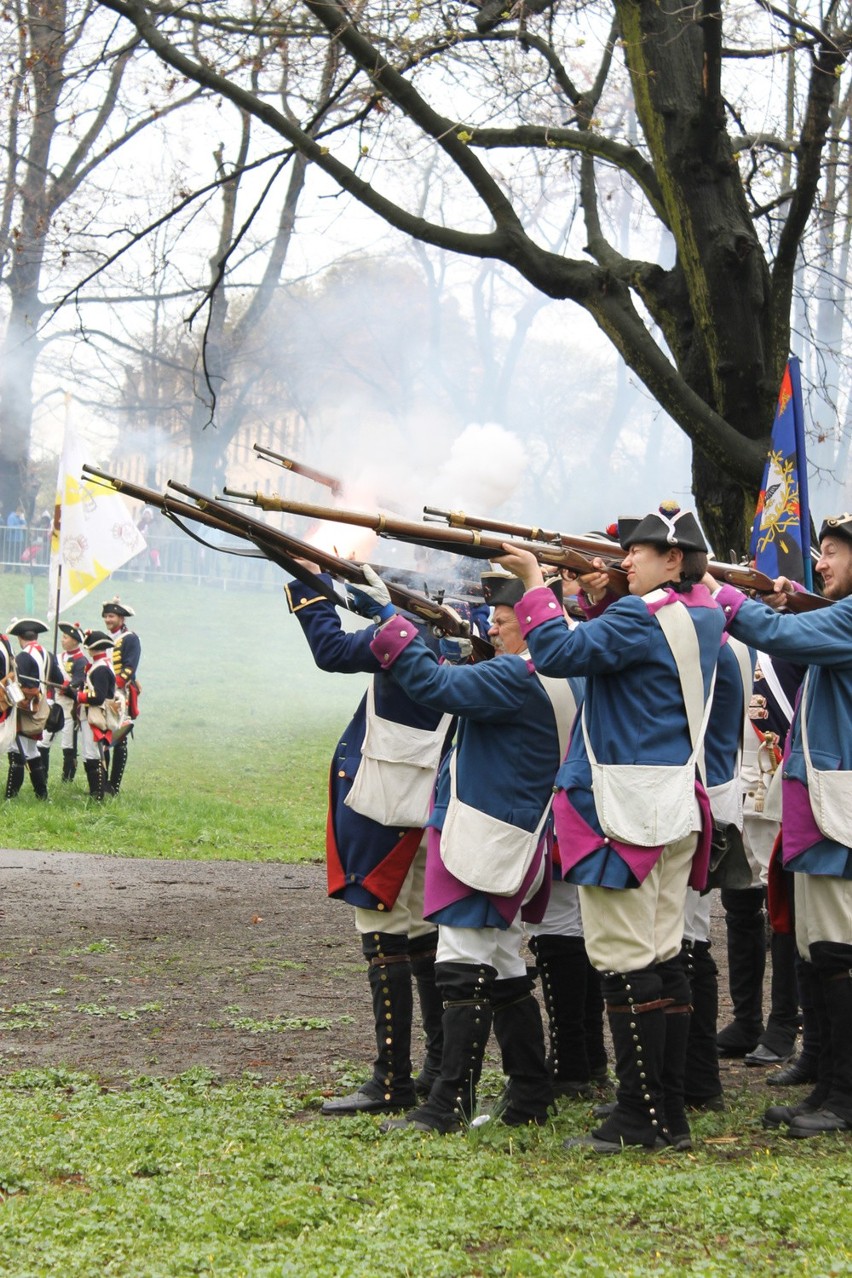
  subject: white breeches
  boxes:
[354,837,434,940]
[436,917,528,979]
[579,832,698,972]
[795,873,852,958]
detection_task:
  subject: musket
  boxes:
[422,505,831,614]
[252,444,343,496]
[242,455,400,514]
[223,489,484,598]
[82,466,278,558]
[79,470,492,658]
[423,506,618,557]
[224,494,632,595]
[703,562,830,612]
[166,480,493,660]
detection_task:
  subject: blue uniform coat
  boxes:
[286,576,451,909]
[716,584,852,879]
[517,584,724,888]
[369,616,562,928]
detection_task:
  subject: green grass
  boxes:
[0,570,368,860]
[0,1069,850,1277]
[2,573,852,1276]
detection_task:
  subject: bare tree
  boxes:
[91,0,852,550]
[55,3,365,494]
[0,0,208,513]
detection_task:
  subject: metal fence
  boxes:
[0,521,280,590]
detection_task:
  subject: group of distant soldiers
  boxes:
[0,598,141,803]
[285,502,852,1151]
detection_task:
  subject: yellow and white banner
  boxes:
[48,425,146,618]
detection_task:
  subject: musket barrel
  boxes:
[262,495,629,591]
[83,467,270,548]
[419,501,829,611]
[252,445,343,495]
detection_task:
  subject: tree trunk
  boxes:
[0,0,65,513]
[692,449,754,560]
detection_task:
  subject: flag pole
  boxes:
[48,394,71,632]
[51,564,62,654]
[788,356,813,590]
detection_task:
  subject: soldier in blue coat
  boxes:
[367,570,567,1134]
[707,512,852,1138]
[499,504,724,1152]
[285,571,453,1116]
[681,634,753,1112]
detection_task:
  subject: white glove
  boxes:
[347,564,395,621]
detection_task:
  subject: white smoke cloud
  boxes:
[434,422,527,512]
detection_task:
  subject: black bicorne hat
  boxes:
[7,616,48,637]
[84,629,113,653]
[481,570,563,609]
[618,502,707,553]
[59,621,85,643]
[818,513,852,545]
[101,597,135,618]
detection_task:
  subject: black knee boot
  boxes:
[584,959,610,1086]
[385,961,495,1134]
[770,957,821,1086]
[83,758,105,801]
[764,958,834,1128]
[491,971,553,1126]
[682,939,724,1110]
[5,751,24,799]
[27,758,49,801]
[788,949,852,1137]
[109,740,128,794]
[39,746,51,777]
[567,969,669,1152]
[717,887,766,1055]
[658,956,694,1150]
[322,931,416,1114]
[409,932,444,1097]
[529,934,594,1097]
[747,928,800,1063]
[62,747,77,782]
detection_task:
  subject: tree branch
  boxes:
[772,34,850,353]
[466,124,668,223]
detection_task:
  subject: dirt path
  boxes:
[0,850,372,1087]
[0,849,756,1095]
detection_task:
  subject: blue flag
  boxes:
[749,357,812,588]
